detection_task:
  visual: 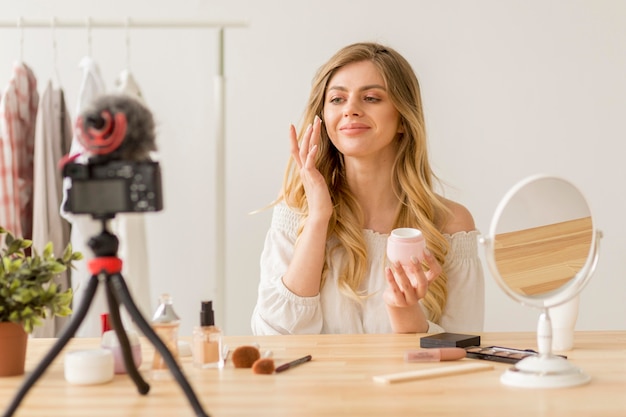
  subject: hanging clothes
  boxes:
[31,81,73,337]
[112,68,153,323]
[62,56,107,337]
[115,69,144,100]
[0,62,38,241]
[69,56,106,157]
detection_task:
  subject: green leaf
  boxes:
[8,310,20,321]
[5,232,14,246]
[62,243,78,263]
[48,263,67,274]
[43,242,53,258]
[58,288,73,302]
[56,305,72,317]
[23,317,41,334]
[7,239,22,254]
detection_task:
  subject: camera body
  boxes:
[63,159,163,219]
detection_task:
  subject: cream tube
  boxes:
[404,347,466,362]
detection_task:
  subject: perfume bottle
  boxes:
[387,227,426,266]
[151,293,180,379]
[192,300,224,369]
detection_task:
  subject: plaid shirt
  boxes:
[0,62,39,239]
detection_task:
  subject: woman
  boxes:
[251,42,484,335]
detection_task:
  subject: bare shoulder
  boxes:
[438,197,476,235]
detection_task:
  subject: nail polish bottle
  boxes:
[387,227,426,266]
[192,300,224,369]
[99,313,143,374]
[151,293,180,379]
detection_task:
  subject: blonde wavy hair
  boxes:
[279,42,451,323]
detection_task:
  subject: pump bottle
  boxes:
[192,300,224,369]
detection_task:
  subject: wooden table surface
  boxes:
[1,331,625,417]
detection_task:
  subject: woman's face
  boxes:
[322,60,403,161]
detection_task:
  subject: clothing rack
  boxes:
[0,17,248,29]
[0,17,249,328]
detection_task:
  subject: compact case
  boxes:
[420,332,481,348]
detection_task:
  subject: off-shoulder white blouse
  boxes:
[251,203,485,335]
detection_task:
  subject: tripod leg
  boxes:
[109,273,210,417]
[104,277,150,394]
[2,275,100,417]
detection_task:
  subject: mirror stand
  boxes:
[483,175,602,389]
[500,309,590,388]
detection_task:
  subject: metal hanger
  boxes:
[125,17,132,71]
[51,17,63,86]
[17,17,24,63]
[86,16,93,57]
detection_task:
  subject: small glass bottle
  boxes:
[387,228,426,266]
[151,293,180,379]
[192,300,224,369]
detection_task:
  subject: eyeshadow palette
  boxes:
[465,346,567,364]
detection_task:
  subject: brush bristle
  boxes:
[252,358,275,375]
[231,345,261,368]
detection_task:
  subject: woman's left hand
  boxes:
[383,249,442,308]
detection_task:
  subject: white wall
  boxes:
[1,0,624,336]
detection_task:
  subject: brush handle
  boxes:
[373,362,493,384]
[275,355,312,373]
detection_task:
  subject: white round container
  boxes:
[64,349,114,385]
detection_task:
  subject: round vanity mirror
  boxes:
[480,174,602,388]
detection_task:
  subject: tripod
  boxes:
[3,219,210,417]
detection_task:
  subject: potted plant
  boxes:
[0,227,82,376]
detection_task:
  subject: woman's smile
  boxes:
[339,122,370,135]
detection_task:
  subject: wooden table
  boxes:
[1,331,625,416]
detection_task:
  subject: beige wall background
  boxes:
[1,0,624,336]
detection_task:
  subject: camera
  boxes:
[61,93,164,219]
[63,159,163,219]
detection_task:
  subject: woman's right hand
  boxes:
[290,115,333,221]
